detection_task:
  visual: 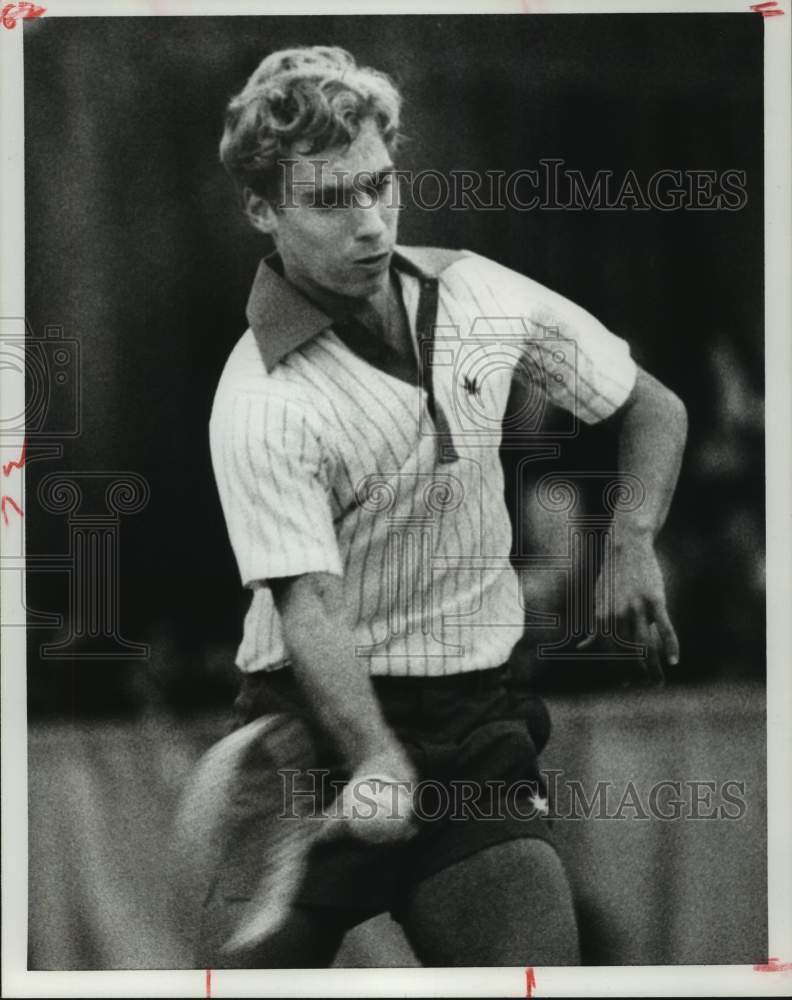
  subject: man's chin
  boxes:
[341,268,390,300]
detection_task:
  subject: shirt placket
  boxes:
[415,277,459,465]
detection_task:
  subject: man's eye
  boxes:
[311,193,346,210]
[371,175,395,197]
[355,175,393,197]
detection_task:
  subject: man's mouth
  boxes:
[355,250,391,267]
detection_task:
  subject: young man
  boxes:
[207,46,687,967]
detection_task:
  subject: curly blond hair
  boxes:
[219,46,402,199]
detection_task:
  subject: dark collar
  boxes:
[246,245,465,372]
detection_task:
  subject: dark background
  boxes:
[22,13,768,971]
[23,13,765,714]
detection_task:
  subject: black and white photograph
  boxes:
[1,1,790,996]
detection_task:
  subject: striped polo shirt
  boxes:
[209,245,637,676]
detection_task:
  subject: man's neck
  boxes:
[279,262,383,321]
[281,264,395,337]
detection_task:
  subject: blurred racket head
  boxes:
[171,712,320,959]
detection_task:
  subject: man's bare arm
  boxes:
[611,366,688,542]
[271,571,416,787]
[584,366,688,674]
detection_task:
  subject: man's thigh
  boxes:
[402,838,580,967]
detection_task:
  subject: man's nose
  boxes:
[351,201,388,241]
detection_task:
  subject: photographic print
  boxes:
[1,1,790,996]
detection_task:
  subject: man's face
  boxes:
[261,117,400,302]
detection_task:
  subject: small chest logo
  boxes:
[463,374,481,400]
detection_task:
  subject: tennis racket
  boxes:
[173,712,415,959]
[173,712,327,957]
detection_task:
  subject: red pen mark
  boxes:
[1,2,47,29]
[1,495,24,525]
[205,968,212,998]
[754,957,792,972]
[2,437,26,477]
[525,966,537,997]
[1,438,26,524]
[749,1,784,15]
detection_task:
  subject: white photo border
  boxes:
[1,1,790,996]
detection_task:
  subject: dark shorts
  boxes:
[227,661,555,925]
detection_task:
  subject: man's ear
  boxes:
[243,187,279,236]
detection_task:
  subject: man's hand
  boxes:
[580,532,679,683]
[334,732,419,845]
[335,747,419,845]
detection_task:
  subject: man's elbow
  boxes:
[662,383,688,441]
[658,383,688,437]
[632,367,688,442]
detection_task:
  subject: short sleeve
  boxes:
[210,391,342,588]
[460,253,638,424]
[523,281,637,424]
